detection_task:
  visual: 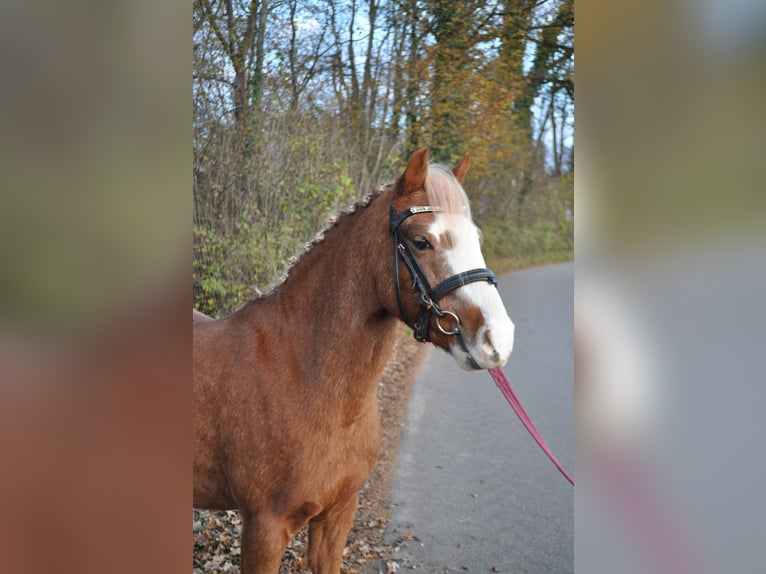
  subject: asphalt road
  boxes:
[385,262,574,573]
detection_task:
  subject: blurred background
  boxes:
[577,0,766,572]
[0,1,190,573]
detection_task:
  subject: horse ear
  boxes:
[452,153,470,184]
[399,147,429,196]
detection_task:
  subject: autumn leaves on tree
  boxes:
[193,0,573,315]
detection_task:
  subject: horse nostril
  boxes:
[482,330,500,361]
[483,330,493,351]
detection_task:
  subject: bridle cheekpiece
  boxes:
[389,204,498,343]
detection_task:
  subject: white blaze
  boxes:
[429,213,515,370]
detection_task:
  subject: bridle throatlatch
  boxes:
[389,205,498,343]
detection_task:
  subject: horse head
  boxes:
[387,147,515,370]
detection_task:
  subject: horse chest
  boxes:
[224,396,380,502]
[273,408,381,505]
[305,412,381,480]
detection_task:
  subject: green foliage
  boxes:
[193,159,356,316]
[193,222,261,316]
[193,0,574,315]
[479,172,573,270]
[482,218,572,261]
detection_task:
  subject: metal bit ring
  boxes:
[435,310,461,336]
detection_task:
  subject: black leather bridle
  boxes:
[389,204,498,343]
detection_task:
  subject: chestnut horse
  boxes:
[193,148,515,573]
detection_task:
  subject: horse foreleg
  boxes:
[239,512,291,574]
[306,493,359,574]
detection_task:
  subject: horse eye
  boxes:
[412,235,432,251]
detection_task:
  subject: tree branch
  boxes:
[197,0,233,57]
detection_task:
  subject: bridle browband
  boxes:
[389,204,498,343]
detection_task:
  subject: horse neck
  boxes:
[256,191,399,413]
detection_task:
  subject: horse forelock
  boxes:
[425,164,471,217]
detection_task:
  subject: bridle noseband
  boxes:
[389,204,497,343]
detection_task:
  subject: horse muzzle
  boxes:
[451,315,515,371]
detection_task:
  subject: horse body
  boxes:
[194,186,400,572]
[193,148,515,573]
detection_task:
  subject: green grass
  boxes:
[486,249,573,276]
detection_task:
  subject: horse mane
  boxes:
[424,163,471,216]
[246,163,467,304]
[252,183,393,299]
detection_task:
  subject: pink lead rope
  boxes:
[489,368,574,486]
